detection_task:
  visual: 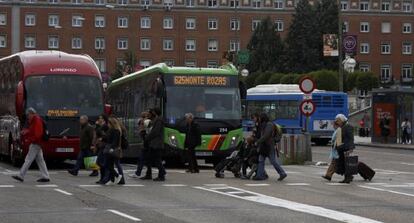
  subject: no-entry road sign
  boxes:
[300,100,316,117]
[299,76,316,94]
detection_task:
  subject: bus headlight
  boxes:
[230,136,239,147]
[169,135,178,147]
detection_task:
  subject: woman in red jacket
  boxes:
[12,108,50,183]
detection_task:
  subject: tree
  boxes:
[268,73,285,84]
[356,72,379,91]
[247,17,286,74]
[280,74,300,84]
[309,70,339,91]
[345,71,359,91]
[315,0,339,70]
[254,71,273,86]
[112,51,137,80]
[286,0,321,73]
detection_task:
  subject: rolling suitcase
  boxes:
[358,162,375,181]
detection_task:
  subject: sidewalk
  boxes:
[354,136,414,151]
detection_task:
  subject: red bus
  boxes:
[0,50,105,165]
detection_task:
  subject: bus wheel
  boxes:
[9,141,21,167]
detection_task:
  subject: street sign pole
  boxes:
[299,77,316,133]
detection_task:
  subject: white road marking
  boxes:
[107,209,141,222]
[209,187,232,190]
[195,186,383,223]
[383,184,413,188]
[285,183,310,186]
[400,162,414,166]
[374,169,414,175]
[228,191,246,194]
[122,184,145,187]
[365,183,387,186]
[358,185,414,198]
[0,185,15,188]
[244,183,270,187]
[203,184,228,187]
[36,184,58,188]
[54,188,73,196]
[325,183,351,186]
[162,184,187,187]
[79,185,102,187]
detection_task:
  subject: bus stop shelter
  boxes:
[371,87,414,143]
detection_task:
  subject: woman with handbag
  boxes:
[322,122,341,181]
[97,117,122,185]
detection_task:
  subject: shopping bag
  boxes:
[84,156,99,171]
[345,155,358,175]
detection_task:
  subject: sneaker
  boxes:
[321,175,332,181]
[118,177,125,185]
[129,173,140,178]
[140,175,152,180]
[153,177,165,182]
[67,170,78,176]
[114,175,122,184]
[12,176,24,182]
[37,178,50,183]
[89,171,99,177]
[277,174,287,181]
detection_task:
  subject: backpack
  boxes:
[272,123,282,143]
[42,120,50,141]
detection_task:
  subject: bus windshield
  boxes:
[25,75,103,117]
[165,86,241,121]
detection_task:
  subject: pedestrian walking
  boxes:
[401,118,411,144]
[253,113,287,181]
[115,118,127,185]
[97,117,122,185]
[322,122,341,181]
[184,113,202,173]
[379,114,391,144]
[68,115,97,177]
[141,108,166,181]
[334,114,355,184]
[95,114,109,183]
[12,108,50,183]
[130,112,151,178]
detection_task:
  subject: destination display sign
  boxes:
[47,109,79,117]
[165,75,237,87]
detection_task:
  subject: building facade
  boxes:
[0,0,413,83]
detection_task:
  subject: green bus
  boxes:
[107,63,244,164]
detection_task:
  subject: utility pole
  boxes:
[338,0,344,92]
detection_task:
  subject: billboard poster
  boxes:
[343,35,358,55]
[323,34,339,56]
[313,120,335,131]
[373,103,396,138]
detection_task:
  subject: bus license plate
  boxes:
[196,152,212,157]
[56,148,74,153]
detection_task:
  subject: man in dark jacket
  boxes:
[12,108,50,183]
[254,113,287,181]
[334,114,355,184]
[184,113,202,173]
[141,108,166,181]
[68,115,96,176]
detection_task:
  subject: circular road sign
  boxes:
[300,100,316,117]
[343,35,357,52]
[299,76,316,94]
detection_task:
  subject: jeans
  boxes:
[73,149,93,173]
[256,147,286,179]
[135,149,147,176]
[115,159,124,177]
[20,144,50,179]
[101,155,119,183]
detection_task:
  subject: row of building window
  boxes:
[341,0,413,13]
[0,35,241,52]
[10,0,295,9]
[0,13,284,31]
[356,21,413,34]
[359,63,414,82]
[359,41,414,55]
[94,58,220,72]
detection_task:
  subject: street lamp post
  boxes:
[338,0,344,92]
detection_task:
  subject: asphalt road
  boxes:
[0,145,413,223]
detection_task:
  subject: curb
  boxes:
[355,143,414,151]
